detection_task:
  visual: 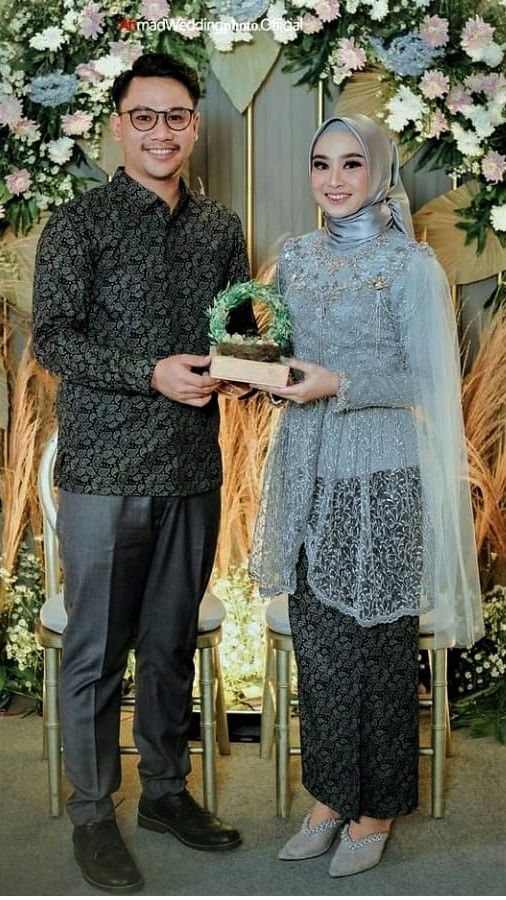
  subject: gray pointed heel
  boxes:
[328,822,389,877]
[278,813,344,861]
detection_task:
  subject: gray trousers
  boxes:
[56,488,221,826]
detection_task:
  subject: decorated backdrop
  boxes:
[0,0,505,726]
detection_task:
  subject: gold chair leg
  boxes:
[214,646,231,756]
[45,647,63,817]
[42,671,48,761]
[260,634,276,760]
[431,648,447,819]
[445,696,452,758]
[275,647,291,819]
[199,645,217,815]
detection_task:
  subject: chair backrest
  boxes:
[37,430,59,600]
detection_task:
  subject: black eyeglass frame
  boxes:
[118,106,196,132]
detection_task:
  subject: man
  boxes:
[32,52,254,893]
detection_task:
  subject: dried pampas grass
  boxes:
[0,339,56,595]
[462,308,506,579]
[214,255,281,576]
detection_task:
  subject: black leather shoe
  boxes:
[73,820,144,893]
[138,789,241,851]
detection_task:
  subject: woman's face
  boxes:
[310,128,369,218]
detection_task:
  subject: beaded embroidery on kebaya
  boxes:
[250,227,436,628]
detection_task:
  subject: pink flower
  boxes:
[476,73,506,100]
[420,15,449,49]
[461,16,494,58]
[109,41,144,65]
[314,0,340,23]
[446,87,473,115]
[301,13,323,34]
[61,111,94,136]
[426,110,448,139]
[11,118,40,141]
[140,0,169,21]
[464,74,486,93]
[0,94,23,127]
[75,62,100,82]
[419,70,449,100]
[80,3,105,40]
[335,37,366,71]
[5,169,32,196]
[481,150,506,183]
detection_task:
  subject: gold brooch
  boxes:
[372,276,388,291]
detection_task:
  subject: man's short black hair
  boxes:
[111,52,201,111]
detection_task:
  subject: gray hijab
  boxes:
[309,114,414,249]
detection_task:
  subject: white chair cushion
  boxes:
[267,594,450,640]
[198,591,226,633]
[266,594,291,635]
[419,611,437,635]
[40,591,67,634]
[39,589,224,636]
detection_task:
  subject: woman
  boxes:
[250,115,484,877]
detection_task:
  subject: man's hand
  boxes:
[252,358,338,405]
[151,354,219,407]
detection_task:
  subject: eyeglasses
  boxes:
[119,106,196,132]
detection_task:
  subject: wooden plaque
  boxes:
[209,353,290,388]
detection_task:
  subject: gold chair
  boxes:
[35,430,230,818]
[260,594,451,819]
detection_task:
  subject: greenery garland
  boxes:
[208,279,291,353]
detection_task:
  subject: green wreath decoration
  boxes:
[207,280,291,362]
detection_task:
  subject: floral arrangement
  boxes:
[0,0,211,235]
[0,0,504,252]
[208,279,291,361]
[212,562,266,708]
[278,0,505,253]
[0,546,44,702]
[450,584,506,742]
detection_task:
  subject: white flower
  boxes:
[464,104,496,139]
[93,55,124,78]
[345,0,359,9]
[209,20,236,52]
[487,98,506,127]
[367,0,389,21]
[268,0,287,16]
[29,26,67,52]
[481,42,504,67]
[62,10,79,32]
[47,136,74,165]
[34,194,50,210]
[267,2,298,43]
[331,64,352,85]
[386,86,426,132]
[451,122,483,158]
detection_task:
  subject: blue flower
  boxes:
[370,31,444,77]
[28,73,78,107]
[208,0,270,23]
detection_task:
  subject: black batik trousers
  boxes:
[289,550,419,821]
[56,488,220,826]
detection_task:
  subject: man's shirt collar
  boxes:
[111,166,191,218]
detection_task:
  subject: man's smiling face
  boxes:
[111,75,200,187]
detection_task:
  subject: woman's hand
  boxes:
[253,358,339,405]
